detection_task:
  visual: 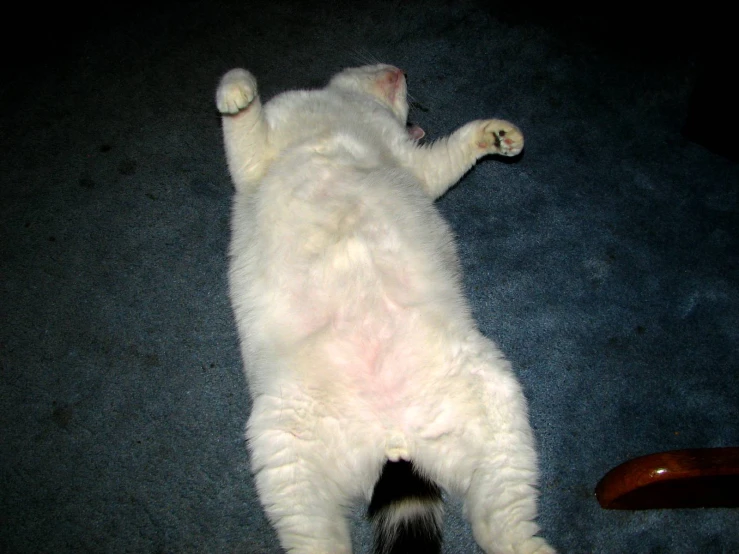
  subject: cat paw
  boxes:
[476,120,524,156]
[518,537,556,554]
[216,68,258,114]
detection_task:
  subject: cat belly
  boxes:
[277,279,465,459]
[258,157,430,347]
[245,154,468,456]
[320,311,446,461]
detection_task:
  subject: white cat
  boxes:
[216,63,554,554]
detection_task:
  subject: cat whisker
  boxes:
[350,47,381,68]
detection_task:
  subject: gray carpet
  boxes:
[2,2,738,552]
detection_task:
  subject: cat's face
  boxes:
[329,64,409,124]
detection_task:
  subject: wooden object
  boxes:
[596,448,739,509]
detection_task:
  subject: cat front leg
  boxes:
[401,119,524,199]
[216,68,273,192]
[475,119,525,157]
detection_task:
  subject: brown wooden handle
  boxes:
[595,447,739,509]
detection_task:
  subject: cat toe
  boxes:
[216,68,258,114]
[478,120,524,156]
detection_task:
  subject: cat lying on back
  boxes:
[216,62,555,554]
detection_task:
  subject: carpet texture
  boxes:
[2,2,738,552]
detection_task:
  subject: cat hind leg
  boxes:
[246,393,380,554]
[413,370,554,554]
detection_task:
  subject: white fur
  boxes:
[217,63,553,554]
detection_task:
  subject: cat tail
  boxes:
[367,460,443,554]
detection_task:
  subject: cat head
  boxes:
[328,64,409,124]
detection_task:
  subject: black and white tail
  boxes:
[367,460,443,554]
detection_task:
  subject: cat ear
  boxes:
[407,124,425,141]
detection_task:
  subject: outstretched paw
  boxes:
[216,68,258,115]
[476,120,524,157]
